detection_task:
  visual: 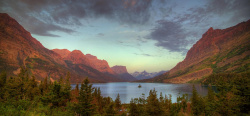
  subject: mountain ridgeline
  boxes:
[0,13,135,83]
[142,19,250,83]
[131,70,168,80]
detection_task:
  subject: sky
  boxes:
[1,0,250,73]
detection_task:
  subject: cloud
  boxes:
[177,0,250,27]
[97,33,104,37]
[149,20,192,53]
[134,53,155,57]
[136,36,147,43]
[0,0,153,37]
[0,0,76,37]
[148,0,250,54]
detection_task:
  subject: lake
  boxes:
[71,82,209,103]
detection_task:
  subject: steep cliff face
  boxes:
[52,49,116,75]
[64,50,94,67]
[111,65,137,81]
[85,54,115,75]
[111,66,128,74]
[149,19,250,83]
[0,13,69,81]
[54,49,123,82]
[0,13,122,83]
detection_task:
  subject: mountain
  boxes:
[85,54,115,75]
[111,65,137,81]
[52,49,116,75]
[52,49,71,58]
[0,13,122,83]
[131,70,168,80]
[52,49,122,82]
[143,19,250,83]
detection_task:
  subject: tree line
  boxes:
[0,67,249,116]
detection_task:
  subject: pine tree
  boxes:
[96,87,104,114]
[26,76,40,100]
[18,67,29,100]
[207,87,214,102]
[0,71,7,101]
[104,102,116,116]
[51,81,62,107]
[61,72,71,102]
[191,85,204,116]
[40,76,48,95]
[75,83,79,92]
[129,99,139,116]
[4,76,20,100]
[146,89,164,116]
[115,93,121,112]
[204,87,216,116]
[75,77,94,116]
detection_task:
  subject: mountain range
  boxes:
[1,13,249,84]
[141,19,250,83]
[0,13,136,83]
[131,70,167,80]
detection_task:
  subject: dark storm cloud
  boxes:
[149,0,250,54]
[0,0,76,37]
[178,0,250,26]
[0,0,153,37]
[149,20,192,53]
[25,17,75,37]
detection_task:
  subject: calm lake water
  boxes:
[71,82,208,103]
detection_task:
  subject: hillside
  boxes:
[0,13,122,83]
[143,19,250,83]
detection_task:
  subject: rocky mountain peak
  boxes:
[86,54,98,59]
[65,50,92,67]
[111,65,137,81]
[207,27,214,33]
[71,50,84,55]
[111,65,128,74]
[52,49,71,58]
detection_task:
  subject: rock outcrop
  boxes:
[52,49,71,58]
[64,50,93,67]
[111,65,137,81]
[85,54,115,75]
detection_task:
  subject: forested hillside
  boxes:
[0,68,249,115]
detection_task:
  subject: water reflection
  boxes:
[71,82,208,103]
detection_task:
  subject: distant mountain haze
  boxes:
[131,70,168,80]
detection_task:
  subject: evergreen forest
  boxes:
[0,67,249,116]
